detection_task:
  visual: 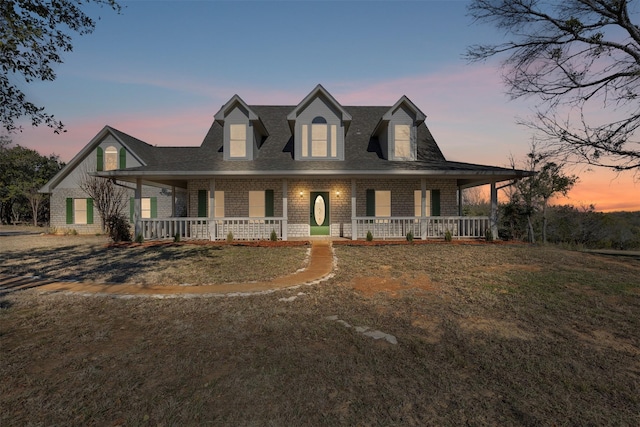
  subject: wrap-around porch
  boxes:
[131,177,500,241]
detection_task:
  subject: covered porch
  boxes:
[127,175,503,241]
[137,215,493,241]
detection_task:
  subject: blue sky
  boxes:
[13,0,639,211]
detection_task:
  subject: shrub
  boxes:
[444,229,452,242]
[270,229,278,241]
[134,233,144,244]
[366,231,373,242]
[173,232,181,243]
[106,214,132,242]
[406,231,414,242]
[226,232,234,243]
[485,228,494,242]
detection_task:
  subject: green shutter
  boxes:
[119,147,126,169]
[431,190,441,216]
[366,189,375,217]
[130,197,134,222]
[198,190,207,217]
[86,199,94,224]
[66,198,73,224]
[265,190,274,217]
[150,197,157,218]
[96,147,103,171]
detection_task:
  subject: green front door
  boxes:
[310,191,330,235]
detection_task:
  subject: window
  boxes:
[248,190,274,218]
[74,199,88,224]
[130,197,157,220]
[249,191,265,217]
[394,125,411,159]
[214,191,224,218]
[66,198,93,225]
[104,146,118,171]
[366,190,391,217]
[141,198,151,219]
[375,190,391,217]
[301,117,338,159]
[414,190,432,217]
[229,124,247,158]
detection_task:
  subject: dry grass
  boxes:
[0,231,309,285]
[1,235,640,426]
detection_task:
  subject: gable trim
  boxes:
[39,126,150,193]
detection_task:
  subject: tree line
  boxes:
[0,137,64,225]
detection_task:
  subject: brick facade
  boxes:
[186,177,458,238]
[50,185,178,234]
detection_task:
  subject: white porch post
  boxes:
[351,179,357,240]
[134,178,142,238]
[282,179,288,241]
[421,178,427,239]
[209,179,215,241]
[490,181,498,239]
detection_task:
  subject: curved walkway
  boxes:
[0,241,335,298]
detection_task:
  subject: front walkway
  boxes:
[0,241,335,298]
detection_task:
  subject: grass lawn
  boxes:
[1,233,639,426]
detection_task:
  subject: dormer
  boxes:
[214,95,268,161]
[287,84,352,161]
[373,96,426,161]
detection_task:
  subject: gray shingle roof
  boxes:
[102,105,530,184]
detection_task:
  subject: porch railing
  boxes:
[353,216,490,240]
[138,217,285,241]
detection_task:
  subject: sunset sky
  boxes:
[11,0,639,211]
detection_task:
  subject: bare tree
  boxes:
[467,0,640,171]
[78,170,128,233]
[509,142,578,243]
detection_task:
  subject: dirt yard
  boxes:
[1,229,639,426]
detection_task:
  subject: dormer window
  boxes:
[373,95,426,162]
[214,95,268,161]
[229,124,247,158]
[301,116,338,158]
[288,85,351,161]
[393,125,412,160]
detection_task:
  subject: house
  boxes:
[41,84,531,240]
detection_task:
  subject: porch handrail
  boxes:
[353,216,490,239]
[138,217,286,241]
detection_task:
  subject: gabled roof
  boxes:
[98,105,532,188]
[286,84,353,132]
[373,95,427,136]
[40,126,153,193]
[213,94,268,136]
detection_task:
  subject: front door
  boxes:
[310,191,330,235]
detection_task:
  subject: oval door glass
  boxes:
[314,195,326,226]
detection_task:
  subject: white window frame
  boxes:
[300,118,338,159]
[104,146,118,171]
